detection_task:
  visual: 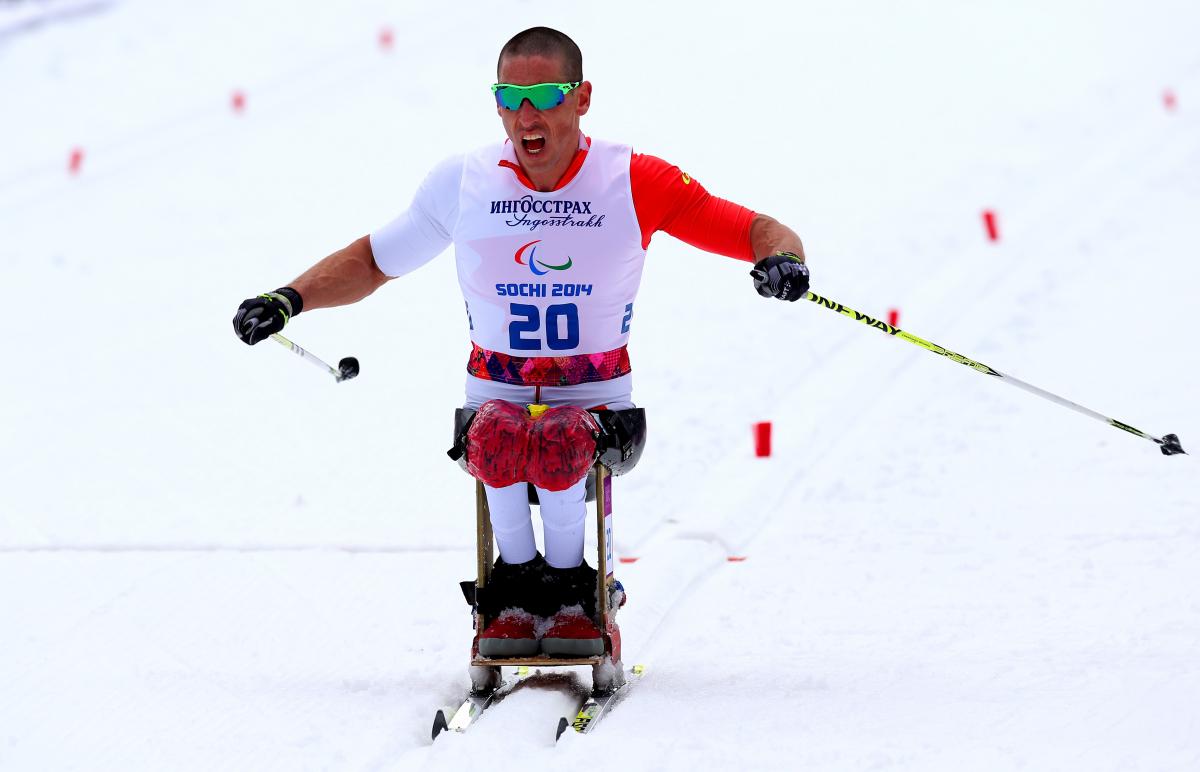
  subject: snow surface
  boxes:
[2,0,1199,769]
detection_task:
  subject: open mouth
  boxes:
[521,133,546,155]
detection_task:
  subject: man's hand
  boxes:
[750,252,810,301]
[232,287,303,345]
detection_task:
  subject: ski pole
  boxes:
[270,333,360,383]
[802,290,1185,456]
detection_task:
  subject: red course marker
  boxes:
[887,308,900,328]
[379,27,394,50]
[1164,89,1177,111]
[618,557,639,564]
[231,90,246,114]
[754,421,772,458]
[67,147,84,175]
[982,209,1000,242]
[727,556,747,562]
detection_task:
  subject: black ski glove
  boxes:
[232,287,303,345]
[750,252,810,301]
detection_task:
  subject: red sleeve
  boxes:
[629,153,757,262]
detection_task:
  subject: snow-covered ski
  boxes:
[431,665,535,740]
[556,664,646,740]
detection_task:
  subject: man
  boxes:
[233,27,810,658]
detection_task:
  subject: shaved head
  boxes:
[497,27,583,82]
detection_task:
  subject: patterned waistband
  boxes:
[466,343,632,387]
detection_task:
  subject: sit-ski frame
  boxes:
[468,463,624,693]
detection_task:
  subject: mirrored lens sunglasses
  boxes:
[491,81,581,111]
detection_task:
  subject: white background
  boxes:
[1,1,1198,769]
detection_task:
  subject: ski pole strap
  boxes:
[803,290,1185,456]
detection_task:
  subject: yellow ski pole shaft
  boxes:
[803,290,1185,456]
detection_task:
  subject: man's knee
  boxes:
[466,400,598,491]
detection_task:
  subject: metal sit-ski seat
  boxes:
[449,406,646,694]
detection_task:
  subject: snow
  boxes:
[2,0,1198,769]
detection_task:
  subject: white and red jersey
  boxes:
[370,133,756,387]
[458,136,643,357]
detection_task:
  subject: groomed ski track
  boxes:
[2,1,1198,770]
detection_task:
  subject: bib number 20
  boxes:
[509,303,579,351]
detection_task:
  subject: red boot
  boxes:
[541,606,603,656]
[478,609,538,657]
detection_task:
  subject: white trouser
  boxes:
[465,373,634,569]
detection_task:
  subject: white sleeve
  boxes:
[369,154,463,278]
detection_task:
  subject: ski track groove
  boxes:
[0,0,113,40]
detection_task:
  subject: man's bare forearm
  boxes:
[288,236,391,312]
[749,214,805,262]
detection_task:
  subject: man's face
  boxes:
[496,54,591,183]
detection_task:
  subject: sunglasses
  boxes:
[492,81,581,111]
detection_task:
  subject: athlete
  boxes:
[232,27,810,657]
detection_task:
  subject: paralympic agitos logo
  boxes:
[515,240,572,275]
